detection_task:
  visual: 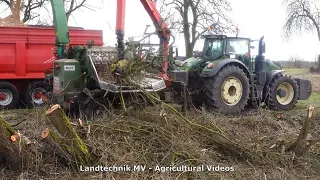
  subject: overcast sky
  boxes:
[1,0,320,61]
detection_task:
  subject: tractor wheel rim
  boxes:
[276,82,294,105]
[31,88,47,105]
[221,77,243,106]
[0,89,13,106]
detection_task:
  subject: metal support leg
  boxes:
[181,83,188,115]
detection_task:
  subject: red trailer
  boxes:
[0,26,103,108]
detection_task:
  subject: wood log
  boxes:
[0,116,28,170]
[41,128,72,165]
[286,106,315,156]
[45,104,94,167]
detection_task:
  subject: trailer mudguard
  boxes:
[200,58,250,78]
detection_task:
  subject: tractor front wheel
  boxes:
[204,65,250,114]
[265,74,298,110]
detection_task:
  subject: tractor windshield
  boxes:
[203,39,223,60]
[226,39,249,55]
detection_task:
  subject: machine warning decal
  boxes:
[53,77,60,93]
[64,65,75,71]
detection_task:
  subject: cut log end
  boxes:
[78,119,84,127]
[46,104,61,115]
[10,133,20,142]
[41,128,50,139]
[307,106,315,118]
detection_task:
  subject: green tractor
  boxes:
[167,34,312,114]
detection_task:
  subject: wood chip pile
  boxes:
[0,15,27,27]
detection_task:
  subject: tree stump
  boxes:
[0,116,28,170]
[287,106,316,156]
[45,104,94,168]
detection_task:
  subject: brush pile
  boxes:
[0,98,320,179]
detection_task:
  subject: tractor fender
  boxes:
[265,70,285,87]
[263,70,285,95]
[200,58,250,78]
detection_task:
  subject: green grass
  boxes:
[295,92,320,110]
[284,68,308,75]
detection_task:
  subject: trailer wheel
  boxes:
[0,82,20,109]
[24,81,49,108]
[265,74,298,110]
[85,98,114,121]
[204,65,250,114]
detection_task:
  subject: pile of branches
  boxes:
[0,97,319,178]
[92,43,163,84]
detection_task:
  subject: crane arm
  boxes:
[115,0,171,77]
[140,0,170,74]
[49,0,70,59]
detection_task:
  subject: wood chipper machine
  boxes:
[45,0,172,120]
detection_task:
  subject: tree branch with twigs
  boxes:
[158,0,234,58]
[283,0,320,41]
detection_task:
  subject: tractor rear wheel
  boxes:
[204,65,250,114]
[265,74,298,110]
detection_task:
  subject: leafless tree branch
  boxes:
[283,0,320,41]
[158,0,234,57]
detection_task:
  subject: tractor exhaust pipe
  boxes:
[255,36,266,73]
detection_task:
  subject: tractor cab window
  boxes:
[226,39,249,55]
[203,39,223,60]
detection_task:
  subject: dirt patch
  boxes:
[0,15,27,27]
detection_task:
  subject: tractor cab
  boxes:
[202,34,251,67]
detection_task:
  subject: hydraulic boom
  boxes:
[49,0,70,59]
[115,0,171,79]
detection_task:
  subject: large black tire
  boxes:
[85,98,114,121]
[265,74,299,110]
[204,65,250,114]
[23,81,49,108]
[0,81,20,109]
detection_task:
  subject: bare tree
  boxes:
[158,0,234,57]
[283,0,320,41]
[0,0,98,23]
[63,0,95,22]
[288,55,304,68]
[0,0,48,22]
